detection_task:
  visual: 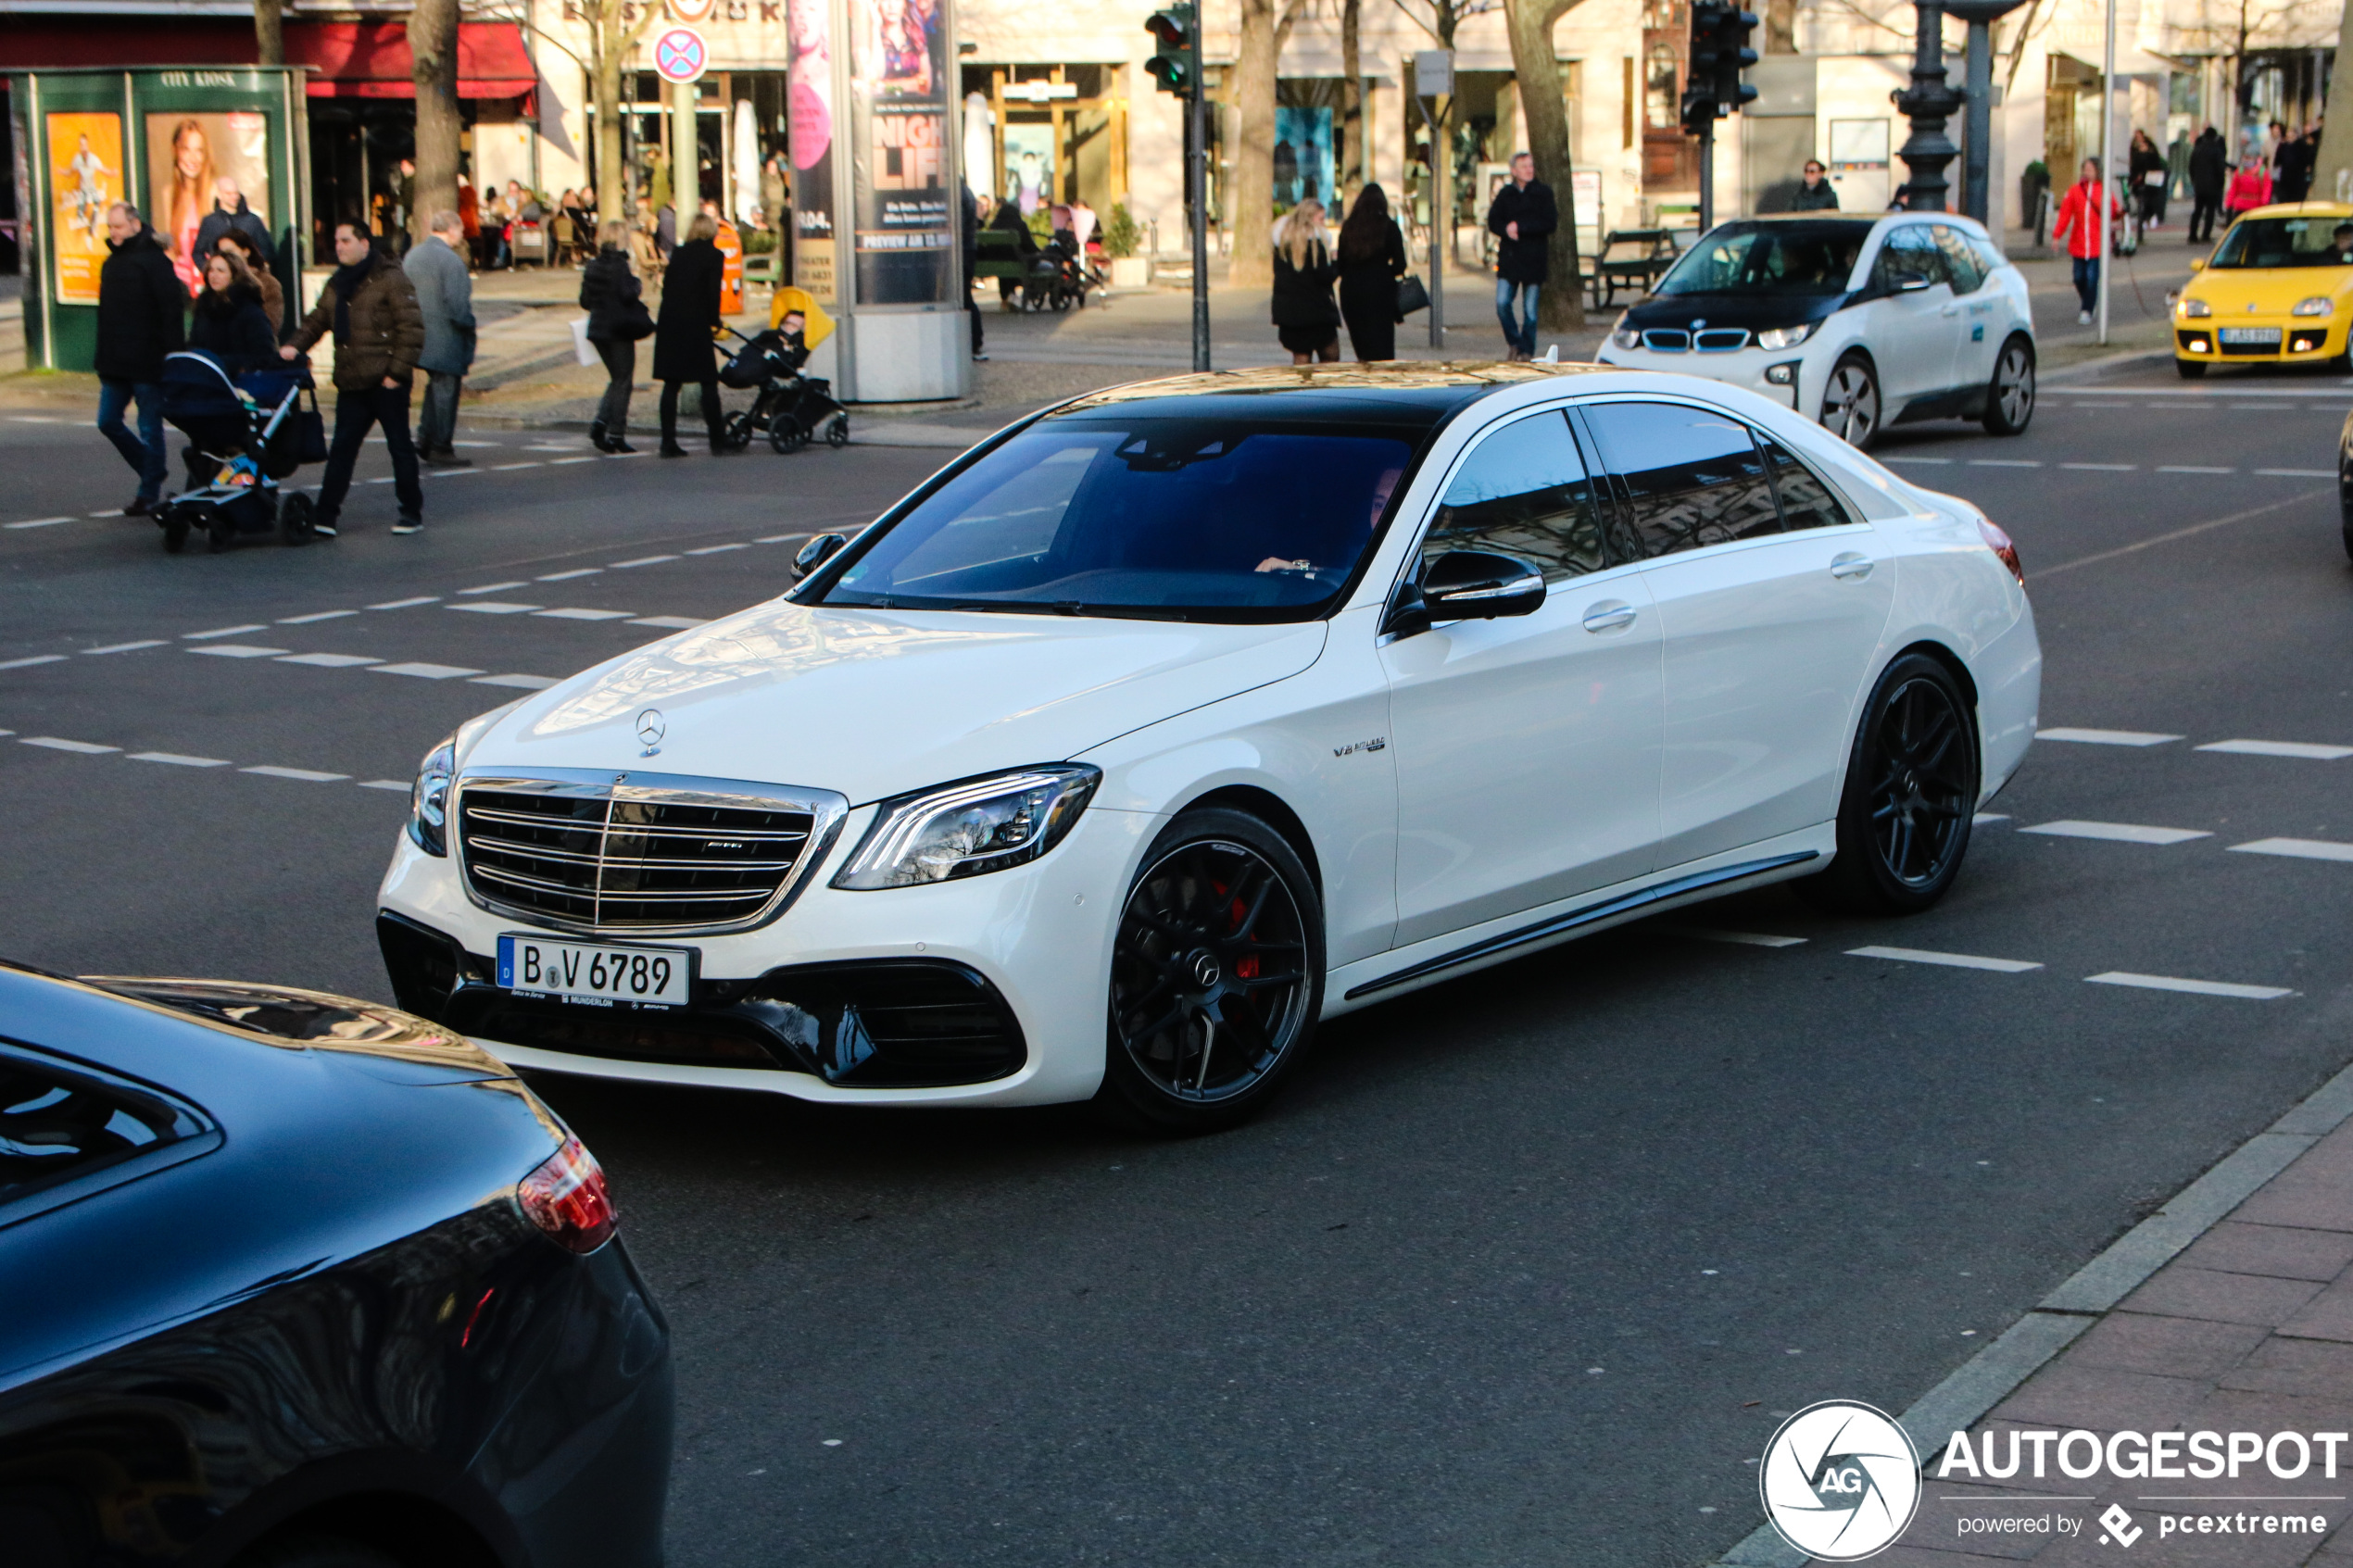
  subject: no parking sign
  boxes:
[652,27,708,84]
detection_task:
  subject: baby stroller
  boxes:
[1039,231,1107,312]
[153,352,322,554]
[716,327,849,455]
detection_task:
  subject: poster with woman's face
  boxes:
[788,0,838,304]
[47,112,122,304]
[146,111,271,295]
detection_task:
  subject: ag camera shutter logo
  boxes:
[1759,1400,1922,1561]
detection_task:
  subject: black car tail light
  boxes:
[1978,518,2024,587]
[519,1135,616,1253]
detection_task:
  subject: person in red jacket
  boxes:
[2222,160,2271,223]
[2050,157,2124,324]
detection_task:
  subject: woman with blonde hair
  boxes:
[163,118,218,295]
[653,211,729,455]
[579,217,651,452]
[1269,198,1342,364]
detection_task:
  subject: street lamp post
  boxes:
[1891,0,1966,211]
[1944,0,2030,223]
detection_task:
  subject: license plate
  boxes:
[2219,327,2281,345]
[497,935,694,1009]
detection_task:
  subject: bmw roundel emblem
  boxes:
[635,709,665,755]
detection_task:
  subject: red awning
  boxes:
[289,21,536,100]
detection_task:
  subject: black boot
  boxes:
[589,420,608,451]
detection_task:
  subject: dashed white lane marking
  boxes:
[1881,457,1952,465]
[537,568,603,581]
[756,533,807,544]
[612,554,680,568]
[428,467,484,479]
[457,581,529,596]
[2086,972,2296,1000]
[2198,738,2353,759]
[2255,468,2334,477]
[550,456,600,465]
[1972,812,2010,824]
[2158,465,2234,474]
[359,779,411,792]
[280,609,359,624]
[188,645,289,659]
[628,615,707,629]
[2229,836,2353,863]
[473,672,560,690]
[535,608,635,621]
[2036,727,2184,746]
[2019,820,2212,845]
[369,596,440,610]
[1846,946,2045,972]
[84,640,166,655]
[21,735,120,754]
[1664,927,1807,947]
[686,542,749,555]
[1969,458,2043,468]
[5,517,75,530]
[2060,462,2136,471]
[447,601,542,615]
[492,462,543,471]
[127,751,230,767]
[185,624,266,640]
[0,656,65,671]
[241,765,349,783]
[371,661,484,680]
[277,652,382,668]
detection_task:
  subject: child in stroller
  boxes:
[153,351,322,553]
[716,304,850,455]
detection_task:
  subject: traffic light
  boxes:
[1145,4,1198,97]
[1687,0,1760,119]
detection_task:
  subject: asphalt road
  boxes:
[3,358,2351,1568]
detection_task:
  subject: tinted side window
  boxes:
[1931,224,1986,293]
[1582,402,1782,558]
[1757,433,1856,532]
[1873,227,1946,291]
[1425,410,1607,583]
[1,1044,208,1210]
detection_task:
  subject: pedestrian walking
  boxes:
[94,202,184,515]
[281,221,425,536]
[458,176,483,268]
[2274,126,2315,205]
[961,181,988,362]
[1270,199,1341,365]
[194,178,272,270]
[581,218,649,453]
[212,227,284,337]
[1790,158,1840,210]
[187,250,276,375]
[1485,152,1555,361]
[2223,159,2271,224]
[2188,126,2225,244]
[406,209,476,467]
[1336,183,1406,362]
[654,212,728,458]
[2128,130,2167,236]
[2049,157,2122,324]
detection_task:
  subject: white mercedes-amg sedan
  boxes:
[376,363,2040,1134]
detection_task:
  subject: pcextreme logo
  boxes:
[1759,1400,1922,1561]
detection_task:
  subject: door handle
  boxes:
[1581,602,1639,633]
[1941,305,1960,317]
[1830,553,1875,581]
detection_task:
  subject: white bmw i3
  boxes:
[378,363,2040,1133]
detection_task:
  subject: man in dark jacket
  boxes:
[2188,126,2226,244]
[94,203,184,514]
[282,221,427,535]
[1790,159,1840,210]
[193,179,272,270]
[405,209,477,466]
[1485,153,1555,361]
[2274,126,2314,205]
[962,182,987,362]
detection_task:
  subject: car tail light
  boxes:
[1978,518,2024,587]
[518,1135,616,1253]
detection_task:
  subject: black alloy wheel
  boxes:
[1820,352,1881,449]
[1802,653,1980,915]
[1981,336,2036,435]
[1100,809,1324,1135]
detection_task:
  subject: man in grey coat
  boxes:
[406,209,476,466]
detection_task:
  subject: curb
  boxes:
[1711,1055,2353,1567]
[2042,346,2173,383]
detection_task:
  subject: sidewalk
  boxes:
[1718,1059,2353,1566]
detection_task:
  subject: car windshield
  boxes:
[815,418,1418,621]
[2208,216,2353,269]
[1652,221,1873,295]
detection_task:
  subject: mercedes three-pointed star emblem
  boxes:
[635,708,665,756]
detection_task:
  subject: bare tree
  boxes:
[2318,0,2353,201]
[254,0,284,68]
[1341,0,1365,203]
[1504,0,1586,330]
[1229,0,1280,286]
[583,0,659,221]
[409,0,461,245]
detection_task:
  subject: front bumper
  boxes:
[1593,344,1814,413]
[2174,318,2343,363]
[376,801,1161,1107]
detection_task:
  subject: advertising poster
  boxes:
[46,112,122,305]
[146,111,272,295]
[788,0,838,305]
[1273,107,1335,212]
[847,0,953,305]
[1001,123,1053,219]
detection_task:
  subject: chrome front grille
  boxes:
[456,771,849,935]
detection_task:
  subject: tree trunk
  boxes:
[2316,14,2353,204]
[409,0,461,247]
[1341,0,1365,204]
[1505,0,1585,331]
[1228,0,1277,287]
[253,0,284,67]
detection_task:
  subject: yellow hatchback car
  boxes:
[2175,203,2353,377]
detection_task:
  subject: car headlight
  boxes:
[2294,295,2334,317]
[1609,325,1641,350]
[409,734,456,857]
[833,765,1101,890]
[2177,296,2212,318]
[1755,321,1818,350]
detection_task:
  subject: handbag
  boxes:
[1395,272,1431,318]
[615,297,657,341]
[295,384,328,465]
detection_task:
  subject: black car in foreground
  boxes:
[0,962,672,1568]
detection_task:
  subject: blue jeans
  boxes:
[2070,256,2100,314]
[98,378,168,501]
[1495,278,1541,355]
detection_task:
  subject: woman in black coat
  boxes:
[653,213,727,457]
[1336,184,1407,362]
[579,220,647,453]
[1269,199,1342,364]
[187,251,278,374]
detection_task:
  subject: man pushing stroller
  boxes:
[280,221,426,535]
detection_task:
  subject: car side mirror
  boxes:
[2189,257,2206,272]
[1894,273,1933,294]
[793,532,849,580]
[1384,550,1547,638]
